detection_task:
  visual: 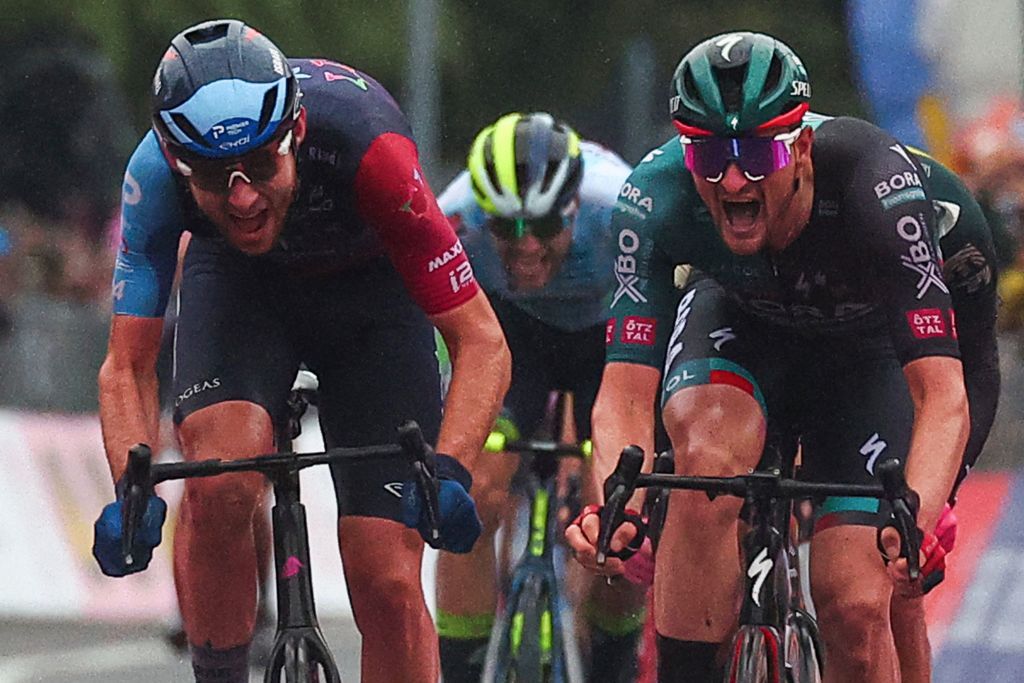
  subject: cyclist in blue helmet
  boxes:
[92,19,510,683]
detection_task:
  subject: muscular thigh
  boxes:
[797,337,914,529]
[173,236,298,430]
[297,260,443,521]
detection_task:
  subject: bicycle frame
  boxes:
[598,447,922,683]
[119,420,436,683]
[483,439,587,683]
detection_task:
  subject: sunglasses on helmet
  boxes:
[174,129,295,193]
[487,210,571,241]
[680,128,801,183]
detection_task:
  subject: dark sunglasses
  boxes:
[681,128,800,183]
[175,130,294,193]
[487,211,570,241]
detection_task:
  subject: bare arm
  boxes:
[430,289,510,469]
[902,355,969,531]
[97,315,164,483]
[591,361,661,507]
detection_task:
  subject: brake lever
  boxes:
[596,445,645,566]
[876,458,922,581]
[120,444,153,566]
[398,421,441,547]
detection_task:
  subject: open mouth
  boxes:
[723,200,762,229]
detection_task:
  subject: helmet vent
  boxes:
[185,23,229,46]
[682,65,701,103]
[169,113,212,149]
[764,55,783,96]
[715,63,749,112]
[257,86,278,134]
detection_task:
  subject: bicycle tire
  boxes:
[483,573,566,683]
[784,609,824,683]
[725,626,782,683]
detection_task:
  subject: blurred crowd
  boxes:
[5,4,1024,412]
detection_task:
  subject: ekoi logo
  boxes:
[282,556,304,579]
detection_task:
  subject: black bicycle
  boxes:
[480,429,591,683]
[118,376,443,683]
[597,446,924,683]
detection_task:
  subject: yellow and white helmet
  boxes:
[467,112,583,221]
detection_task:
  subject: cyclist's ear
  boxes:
[293,107,308,148]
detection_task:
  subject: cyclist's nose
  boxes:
[225,171,261,209]
[720,162,750,193]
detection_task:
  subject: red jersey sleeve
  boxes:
[354,132,479,315]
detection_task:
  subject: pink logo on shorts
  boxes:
[282,556,304,579]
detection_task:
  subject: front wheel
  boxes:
[725,626,782,683]
[784,609,824,683]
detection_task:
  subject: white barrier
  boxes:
[0,410,437,622]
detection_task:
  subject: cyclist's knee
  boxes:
[813,567,891,651]
[182,473,266,531]
[662,385,764,474]
[347,561,429,633]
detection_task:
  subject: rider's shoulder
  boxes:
[289,58,412,142]
[122,131,180,215]
[613,137,694,228]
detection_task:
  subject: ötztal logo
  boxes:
[896,215,948,299]
[906,308,948,339]
[621,316,656,346]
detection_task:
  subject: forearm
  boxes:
[590,363,661,506]
[437,330,510,469]
[903,359,970,531]
[98,358,161,483]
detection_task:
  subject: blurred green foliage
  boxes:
[0,1,863,178]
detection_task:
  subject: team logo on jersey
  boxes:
[612,229,647,307]
[875,171,924,210]
[896,214,948,299]
[906,308,949,339]
[621,316,656,346]
[618,182,654,217]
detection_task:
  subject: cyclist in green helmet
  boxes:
[567,31,998,682]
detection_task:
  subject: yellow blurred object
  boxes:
[997,267,1024,332]
[918,93,956,169]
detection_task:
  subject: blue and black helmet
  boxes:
[151,19,301,159]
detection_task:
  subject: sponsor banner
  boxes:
[907,308,948,338]
[621,316,656,345]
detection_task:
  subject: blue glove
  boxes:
[401,454,482,553]
[92,493,168,577]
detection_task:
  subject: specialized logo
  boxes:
[747,547,773,608]
[794,271,826,299]
[612,229,648,307]
[790,80,811,98]
[621,316,656,345]
[384,482,404,498]
[715,34,745,62]
[896,215,948,299]
[641,148,665,164]
[428,240,465,272]
[663,288,697,374]
[859,432,888,474]
[906,308,948,339]
[709,327,735,351]
[889,144,916,168]
[175,377,222,407]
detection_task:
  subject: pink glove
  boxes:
[622,536,655,587]
[935,502,958,554]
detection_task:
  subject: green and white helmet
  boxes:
[467,112,583,219]
[669,32,811,136]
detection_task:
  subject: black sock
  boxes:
[588,624,641,683]
[190,641,250,683]
[439,636,489,683]
[656,634,722,683]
